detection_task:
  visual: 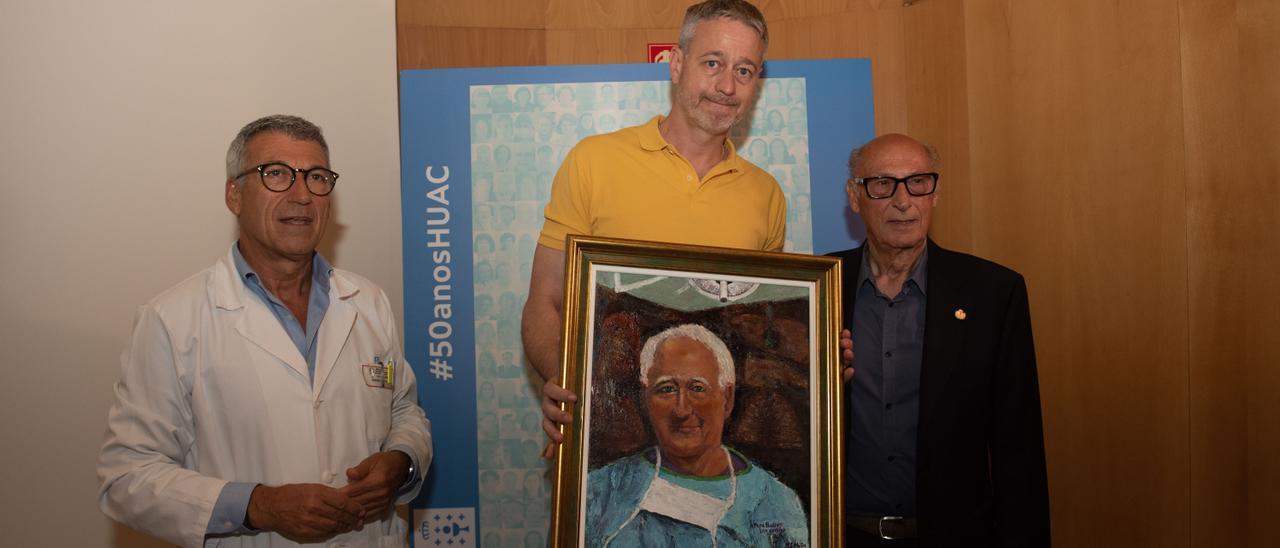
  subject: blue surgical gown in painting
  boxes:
[585,447,809,548]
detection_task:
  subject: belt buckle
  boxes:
[878,515,906,540]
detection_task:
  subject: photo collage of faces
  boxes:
[469,78,812,547]
[730,77,814,253]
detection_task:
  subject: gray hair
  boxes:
[847,137,941,179]
[677,0,768,52]
[638,324,735,389]
[225,114,328,180]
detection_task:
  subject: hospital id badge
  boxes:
[362,357,395,389]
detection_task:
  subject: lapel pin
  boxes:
[954,309,967,320]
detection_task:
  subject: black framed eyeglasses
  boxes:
[852,172,938,199]
[234,162,339,196]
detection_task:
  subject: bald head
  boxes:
[847,133,939,179]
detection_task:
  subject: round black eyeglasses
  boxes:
[234,162,339,196]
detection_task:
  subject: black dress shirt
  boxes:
[846,248,928,516]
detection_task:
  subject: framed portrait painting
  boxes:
[550,235,844,547]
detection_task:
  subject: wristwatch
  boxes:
[400,451,417,488]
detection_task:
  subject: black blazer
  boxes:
[831,240,1051,547]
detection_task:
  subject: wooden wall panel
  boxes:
[397,26,546,69]
[902,0,971,251]
[961,1,1189,546]
[545,28,679,64]
[546,0,686,29]
[545,0,880,30]
[1179,2,1248,546]
[397,0,548,28]
[760,0,871,19]
[1238,2,1280,545]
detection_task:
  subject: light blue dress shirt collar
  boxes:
[230,242,332,378]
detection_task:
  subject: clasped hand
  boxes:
[246,451,410,543]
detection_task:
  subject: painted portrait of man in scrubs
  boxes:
[584,324,809,547]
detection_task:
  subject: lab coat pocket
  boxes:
[359,363,394,448]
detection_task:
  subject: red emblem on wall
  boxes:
[648,43,676,63]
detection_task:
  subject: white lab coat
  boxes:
[98,249,432,548]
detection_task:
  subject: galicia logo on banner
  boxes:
[416,507,476,546]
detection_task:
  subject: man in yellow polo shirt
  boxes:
[521,0,785,452]
[535,116,786,252]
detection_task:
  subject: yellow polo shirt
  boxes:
[538,116,787,252]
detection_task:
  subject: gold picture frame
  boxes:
[549,235,844,547]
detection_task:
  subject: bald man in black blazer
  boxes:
[833,134,1049,547]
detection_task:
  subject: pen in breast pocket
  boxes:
[386,358,395,387]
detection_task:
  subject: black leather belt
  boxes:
[848,515,919,540]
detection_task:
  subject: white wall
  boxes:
[0,1,402,545]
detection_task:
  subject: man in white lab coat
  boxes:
[98,115,432,547]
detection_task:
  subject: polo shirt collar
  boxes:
[638,115,744,174]
[638,115,668,152]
